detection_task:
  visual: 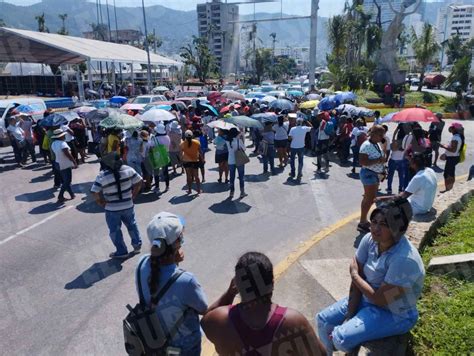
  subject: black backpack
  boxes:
[123,257,186,355]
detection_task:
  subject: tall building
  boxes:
[436,3,474,67]
[197,0,240,76]
[363,0,421,30]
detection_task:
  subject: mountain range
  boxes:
[0,0,330,62]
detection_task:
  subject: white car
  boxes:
[131,95,167,107]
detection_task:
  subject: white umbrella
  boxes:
[140,109,175,123]
[260,95,277,103]
[206,120,238,130]
[307,93,322,100]
[221,91,245,101]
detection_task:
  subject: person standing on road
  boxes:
[357,125,386,233]
[317,198,424,355]
[273,115,289,167]
[7,117,27,167]
[288,117,312,180]
[51,128,77,204]
[316,112,330,173]
[226,127,247,199]
[261,121,276,175]
[214,129,229,183]
[151,123,171,193]
[350,119,368,174]
[135,212,209,355]
[125,130,144,176]
[201,252,326,355]
[428,113,445,167]
[91,152,143,259]
[18,115,37,164]
[180,130,203,196]
[168,121,184,176]
[440,122,465,192]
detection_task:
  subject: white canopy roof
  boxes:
[0,27,180,67]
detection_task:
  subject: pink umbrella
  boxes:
[120,103,143,111]
[220,104,241,114]
[391,108,439,123]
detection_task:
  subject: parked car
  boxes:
[131,95,167,107]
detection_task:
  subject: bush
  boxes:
[422,91,439,103]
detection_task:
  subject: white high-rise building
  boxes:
[363,0,418,30]
[197,0,240,76]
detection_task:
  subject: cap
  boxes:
[296,117,304,123]
[184,130,193,138]
[147,212,185,250]
[170,121,181,130]
[155,123,166,135]
[450,122,463,130]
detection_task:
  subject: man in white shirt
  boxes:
[377,153,437,215]
[288,117,312,180]
[7,117,26,166]
[51,128,77,203]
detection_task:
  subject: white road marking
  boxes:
[0,205,74,246]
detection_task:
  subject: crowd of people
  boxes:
[1,88,470,355]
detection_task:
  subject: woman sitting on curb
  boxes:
[317,197,425,354]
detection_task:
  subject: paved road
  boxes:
[409,86,456,98]
[0,121,472,354]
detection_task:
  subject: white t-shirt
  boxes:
[289,126,311,149]
[351,127,368,147]
[382,135,391,154]
[273,123,289,140]
[359,140,384,173]
[51,140,74,170]
[226,137,245,165]
[60,125,74,142]
[445,134,462,157]
[7,124,24,142]
[406,168,437,215]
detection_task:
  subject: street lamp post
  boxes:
[141,0,153,91]
[308,0,319,87]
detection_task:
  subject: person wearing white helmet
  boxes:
[149,123,171,194]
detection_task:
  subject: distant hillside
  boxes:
[0,0,329,63]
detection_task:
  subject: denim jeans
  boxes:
[316,139,330,170]
[52,161,62,187]
[351,146,360,169]
[316,297,417,354]
[290,147,304,177]
[25,140,36,163]
[154,164,170,189]
[105,207,142,255]
[401,158,410,188]
[387,159,405,192]
[262,144,275,173]
[58,167,74,199]
[229,164,245,192]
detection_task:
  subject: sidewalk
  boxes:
[273,219,362,322]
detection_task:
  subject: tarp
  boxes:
[0,27,180,66]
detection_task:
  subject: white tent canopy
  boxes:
[0,27,180,67]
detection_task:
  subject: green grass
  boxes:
[410,198,474,355]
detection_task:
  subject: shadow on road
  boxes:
[412,208,437,223]
[29,201,65,214]
[30,173,53,183]
[169,194,195,205]
[76,197,104,214]
[245,174,270,183]
[209,199,251,214]
[0,164,19,173]
[16,188,56,202]
[134,192,159,204]
[64,258,127,289]
[201,182,228,194]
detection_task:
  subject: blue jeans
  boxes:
[59,168,74,199]
[290,147,304,177]
[401,158,410,188]
[351,146,360,169]
[229,164,245,193]
[105,207,142,255]
[262,144,275,173]
[316,297,418,354]
[387,159,405,192]
[316,139,330,170]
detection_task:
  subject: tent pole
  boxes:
[76,68,85,102]
[60,65,65,96]
[130,63,134,96]
[112,61,117,95]
[87,59,93,94]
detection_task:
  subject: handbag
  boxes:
[234,139,249,166]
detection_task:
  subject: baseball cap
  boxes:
[155,123,166,135]
[184,130,193,138]
[450,122,463,130]
[147,212,186,250]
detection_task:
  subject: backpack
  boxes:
[323,120,335,136]
[123,257,186,356]
[149,138,171,170]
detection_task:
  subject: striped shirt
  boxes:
[90,165,142,211]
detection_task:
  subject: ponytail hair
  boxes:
[148,243,177,297]
[186,136,192,148]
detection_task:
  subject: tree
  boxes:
[180,36,216,82]
[254,48,272,84]
[35,13,49,33]
[411,23,440,91]
[146,33,163,52]
[58,14,68,35]
[89,23,108,41]
[444,34,474,65]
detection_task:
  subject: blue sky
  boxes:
[4,0,346,17]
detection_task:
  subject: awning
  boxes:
[0,27,181,67]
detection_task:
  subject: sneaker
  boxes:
[132,245,141,254]
[154,186,160,194]
[109,252,129,259]
[56,197,66,204]
[323,166,329,173]
[239,191,248,199]
[70,193,76,200]
[289,172,295,178]
[297,174,302,180]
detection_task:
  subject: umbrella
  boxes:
[199,103,219,116]
[224,115,263,129]
[220,104,241,114]
[287,90,304,97]
[251,113,278,123]
[260,95,277,103]
[72,106,97,114]
[85,109,109,123]
[334,91,356,104]
[39,111,79,127]
[269,99,294,111]
[221,91,245,101]
[335,104,374,117]
[140,109,176,123]
[380,112,398,123]
[109,96,128,105]
[206,120,238,130]
[12,104,36,115]
[87,89,100,97]
[391,108,439,123]
[100,112,143,129]
[207,91,222,105]
[300,100,320,110]
[318,96,338,111]
[120,103,143,111]
[307,93,322,100]
[152,86,169,92]
[246,93,266,99]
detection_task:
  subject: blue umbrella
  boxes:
[109,96,128,105]
[269,99,294,111]
[334,91,356,104]
[199,102,218,116]
[287,90,304,97]
[13,104,35,114]
[251,112,278,123]
[39,111,79,127]
[318,96,338,111]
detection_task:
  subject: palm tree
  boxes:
[327,15,347,61]
[58,14,68,35]
[35,13,48,33]
[411,23,440,91]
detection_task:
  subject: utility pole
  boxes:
[308,0,319,87]
[141,0,153,91]
[113,0,119,42]
[105,0,112,41]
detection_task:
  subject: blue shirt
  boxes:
[355,234,425,316]
[135,255,208,351]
